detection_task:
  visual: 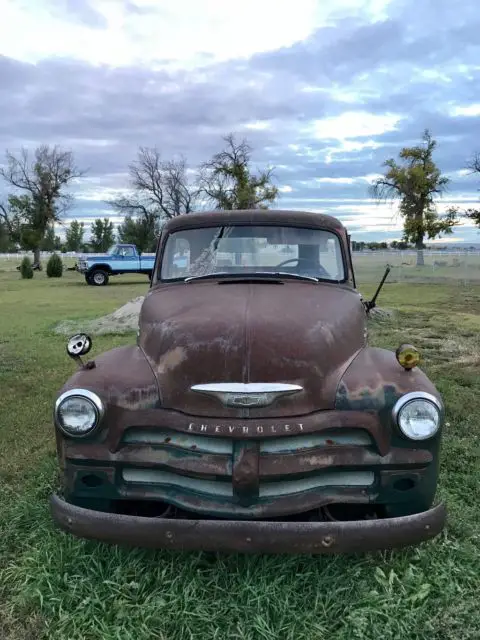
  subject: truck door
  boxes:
[119,246,139,271]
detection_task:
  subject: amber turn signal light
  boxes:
[396,344,420,370]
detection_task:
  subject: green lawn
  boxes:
[0,264,479,640]
[352,251,480,284]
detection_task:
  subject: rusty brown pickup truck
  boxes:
[51,209,446,553]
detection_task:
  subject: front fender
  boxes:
[58,346,160,410]
[335,346,441,412]
[86,262,113,274]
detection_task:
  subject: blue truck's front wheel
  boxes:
[88,269,109,286]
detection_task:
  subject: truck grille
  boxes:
[119,427,376,515]
[122,468,375,498]
[122,428,373,452]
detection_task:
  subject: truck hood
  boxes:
[138,280,367,417]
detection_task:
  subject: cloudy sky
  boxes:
[1,0,480,243]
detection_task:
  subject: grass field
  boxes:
[0,260,479,640]
[352,252,480,284]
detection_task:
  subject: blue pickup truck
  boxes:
[76,244,156,286]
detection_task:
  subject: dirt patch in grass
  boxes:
[53,296,145,336]
[368,306,395,320]
[371,308,480,374]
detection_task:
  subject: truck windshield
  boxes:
[160,225,346,282]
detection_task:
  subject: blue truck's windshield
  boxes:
[160,225,346,282]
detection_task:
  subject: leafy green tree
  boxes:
[198,133,278,210]
[117,214,157,253]
[351,241,366,251]
[370,130,458,265]
[0,218,16,252]
[90,218,115,252]
[46,253,63,277]
[0,145,84,264]
[41,224,56,251]
[390,240,412,250]
[366,242,388,250]
[65,219,85,252]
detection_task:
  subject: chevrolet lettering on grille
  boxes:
[187,422,304,435]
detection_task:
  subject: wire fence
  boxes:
[1,250,480,285]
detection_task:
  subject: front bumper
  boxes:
[50,494,446,554]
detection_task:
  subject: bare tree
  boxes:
[0,145,84,263]
[461,153,480,226]
[198,133,278,210]
[109,147,197,244]
[466,152,480,175]
[444,152,480,228]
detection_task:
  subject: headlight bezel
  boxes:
[392,391,444,441]
[54,389,105,438]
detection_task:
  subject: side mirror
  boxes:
[66,333,96,369]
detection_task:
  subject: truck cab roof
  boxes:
[162,209,346,234]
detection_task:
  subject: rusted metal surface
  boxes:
[50,494,446,554]
[162,209,348,234]
[107,409,388,451]
[65,442,432,478]
[138,282,366,418]
[63,434,435,518]
[232,441,260,503]
[336,346,442,412]
[60,345,160,410]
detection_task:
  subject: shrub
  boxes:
[19,256,34,279]
[46,253,63,278]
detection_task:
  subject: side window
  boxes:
[167,238,190,277]
[122,247,135,258]
[318,236,342,280]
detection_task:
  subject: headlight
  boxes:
[55,389,104,437]
[393,392,443,440]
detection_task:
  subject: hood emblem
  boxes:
[191,382,303,408]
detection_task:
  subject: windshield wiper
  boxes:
[184,272,230,282]
[185,271,319,283]
[269,271,319,282]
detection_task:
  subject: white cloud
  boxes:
[449,104,480,117]
[310,112,402,140]
[244,121,272,131]
[313,173,381,185]
[0,0,401,69]
[314,177,357,185]
[0,0,319,67]
[428,236,469,244]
